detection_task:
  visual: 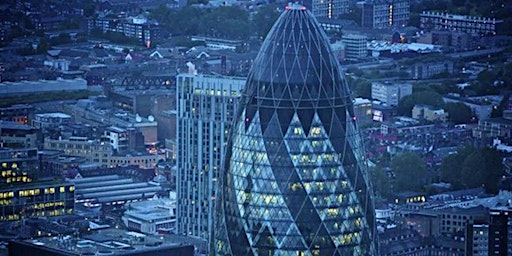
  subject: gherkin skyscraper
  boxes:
[214,4,377,256]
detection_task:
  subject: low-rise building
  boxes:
[353,98,373,127]
[32,113,72,130]
[71,174,163,209]
[412,104,448,122]
[0,181,75,221]
[443,94,496,121]
[0,121,41,148]
[341,34,367,60]
[122,195,176,235]
[43,136,162,169]
[8,228,195,256]
[420,11,503,35]
[412,60,454,79]
[0,104,35,124]
[371,81,412,106]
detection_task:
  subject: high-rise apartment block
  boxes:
[371,82,412,106]
[214,4,377,255]
[176,73,245,242]
[308,0,349,19]
[362,0,410,29]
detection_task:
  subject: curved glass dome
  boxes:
[214,4,376,256]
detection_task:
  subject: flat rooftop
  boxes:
[15,228,195,255]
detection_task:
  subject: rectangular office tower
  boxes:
[176,73,245,242]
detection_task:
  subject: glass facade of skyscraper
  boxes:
[214,4,376,256]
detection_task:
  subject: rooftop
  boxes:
[0,121,37,131]
[14,228,195,255]
[35,112,72,119]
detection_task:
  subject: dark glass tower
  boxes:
[214,4,376,256]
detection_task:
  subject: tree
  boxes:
[391,152,427,192]
[253,5,280,39]
[397,91,444,116]
[348,77,372,99]
[370,166,391,199]
[440,146,476,189]
[444,102,473,124]
[52,33,73,45]
[36,37,50,54]
[440,146,504,194]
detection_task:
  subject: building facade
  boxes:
[412,104,448,122]
[311,0,349,19]
[214,4,377,255]
[0,121,40,149]
[362,0,410,29]
[371,82,412,106]
[488,207,512,256]
[412,60,454,79]
[176,74,245,242]
[0,148,74,221]
[87,17,161,46]
[341,34,368,60]
[420,11,503,35]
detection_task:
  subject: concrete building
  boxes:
[8,229,195,256]
[0,104,35,124]
[443,94,495,121]
[310,0,349,19]
[362,0,410,29]
[108,151,164,169]
[371,81,412,106]
[437,206,488,235]
[0,121,40,148]
[412,104,448,122]
[122,195,177,235]
[43,136,163,169]
[72,100,158,146]
[176,73,245,242]
[354,97,374,127]
[32,113,72,129]
[420,11,503,35]
[43,136,112,165]
[412,60,454,79]
[341,34,368,60]
[87,17,161,46]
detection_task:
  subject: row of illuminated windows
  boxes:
[290,154,336,163]
[27,201,66,210]
[0,192,14,199]
[1,163,18,172]
[0,199,11,206]
[17,186,74,197]
[2,169,28,178]
[292,127,323,136]
[334,232,361,246]
[193,88,240,97]
[6,176,32,184]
